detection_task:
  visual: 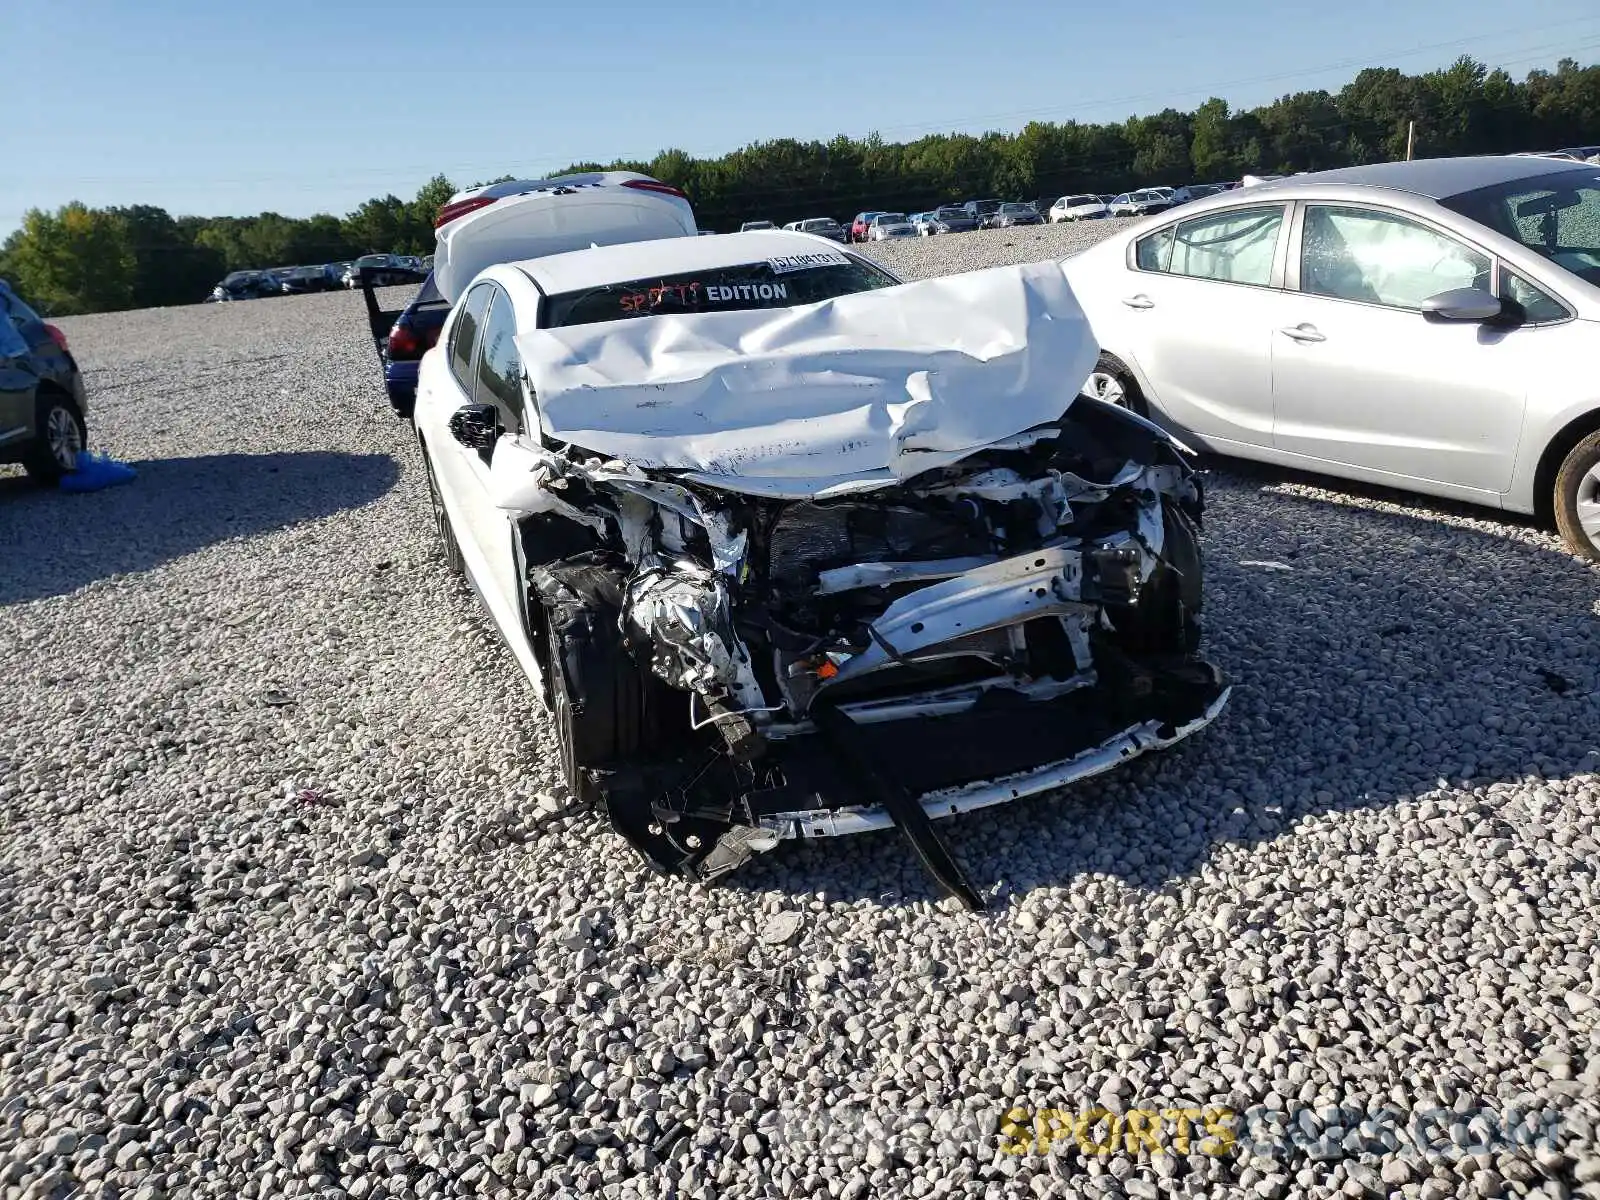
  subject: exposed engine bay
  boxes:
[514,399,1228,909]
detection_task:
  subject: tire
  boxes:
[1554,428,1600,563]
[1079,353,1149,417]
[421,446,464,575]
[23,391,86,485]
[538,563,662,804]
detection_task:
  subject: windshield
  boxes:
[544,255,899,328]
[1067,196,1098,206]
[935,207,966,219]
[222,272,258,285]
[1188,184,1225,198]
[874,213,907,224]
[1442,167,1600,287]
[999,203,1031,214]
[799,219,836,230]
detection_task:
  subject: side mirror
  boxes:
[1420,287,1504,323]
[448,403,500,451]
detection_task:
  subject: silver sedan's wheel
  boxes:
[1082,370,1128,407]
[1555,429,1600,562]
[1578,464,1600,542]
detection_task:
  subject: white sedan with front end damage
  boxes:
[411,230,1230,907]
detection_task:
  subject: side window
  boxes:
[474,290,523,433]
[1300,205,1490,310]
[1135,226,1175,272]
[449,284,494,387]
[1500,271,1570,325]
[1168,206,1283,286]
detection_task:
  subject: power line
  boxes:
[16,24,1599,194]
[854,17,1600,140]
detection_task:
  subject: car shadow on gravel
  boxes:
[721,477,1600,909]
[0,452,400,605]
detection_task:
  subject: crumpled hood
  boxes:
[515,260,1098,499]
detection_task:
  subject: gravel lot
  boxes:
[856,219,1143,279]
[4,224,1600,1200]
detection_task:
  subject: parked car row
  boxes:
[740,187,1249,244]
[206,254,430,303]
[1517,147,1600,164]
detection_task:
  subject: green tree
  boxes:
[406,174,456,247]
[2,203,136,316]
[1189,98,1236,179]
[342,195,408,254]
[6,53,1597,315]
[195,219,251,272]
[108,205,224,307]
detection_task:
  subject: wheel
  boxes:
[23,391,86,484]
[421,446,464,575]
[539,565,661,804]
[1554,429,1600,563]
[1080,353,1148,417]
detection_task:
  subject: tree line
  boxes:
[5,55,1597,316]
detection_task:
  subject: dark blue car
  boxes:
[361,270,449,418]
[0,280,90,482]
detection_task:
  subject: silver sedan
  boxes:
[1063,156,1600,560]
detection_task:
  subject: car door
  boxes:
[1105,203,1289,449]
[1271,203,1526,497]
[426,282,531,627]
[0,306,36,452]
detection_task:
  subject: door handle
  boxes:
[1278,324,1325,343]
[1121,295,1155,310]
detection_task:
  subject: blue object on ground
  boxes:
[59,451,137,493]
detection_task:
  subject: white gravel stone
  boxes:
[3,238,1599,1200]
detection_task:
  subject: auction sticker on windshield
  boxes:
[768,250,850,274]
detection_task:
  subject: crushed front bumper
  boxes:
[760,677,1230,839]
[596,654,1229,909]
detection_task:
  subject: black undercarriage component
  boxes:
[811,704,986,911]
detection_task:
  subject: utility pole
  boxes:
[1405,121,1415,161]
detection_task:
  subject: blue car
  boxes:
[360,270,449,419]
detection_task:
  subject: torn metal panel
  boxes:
[814,556,999,595]
[817,545,1088,689]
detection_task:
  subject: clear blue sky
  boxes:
[5,0,1599,234]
